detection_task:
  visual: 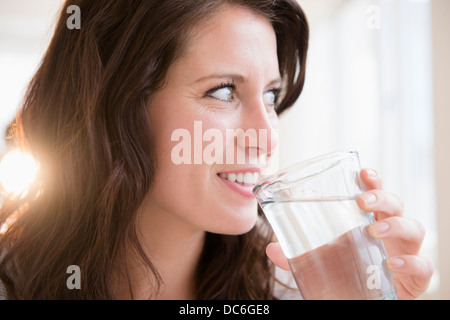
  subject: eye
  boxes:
[205,84,235,103]
[263,88,280,108]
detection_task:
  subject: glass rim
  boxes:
[252,149,359,197]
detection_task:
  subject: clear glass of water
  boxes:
[253,150,397,300]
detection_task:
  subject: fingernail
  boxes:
[371,221,390,236]
[366,168,377,177]
[361,192,377,205]
[388,257,405,269]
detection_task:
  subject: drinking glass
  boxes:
[253,150,397,300]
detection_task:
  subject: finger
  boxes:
[266,242,290,271]
[386,255,434,299]
[356,189,404,218]
[360,168,382,190]
[367,217,425,255]
[387,255,434,278]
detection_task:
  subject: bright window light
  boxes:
[0,149,38,198]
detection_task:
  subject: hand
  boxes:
[266,168,434,300]
[356,168,433,299]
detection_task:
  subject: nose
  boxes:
[236,96,279,159]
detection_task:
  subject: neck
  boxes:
[115,202,206,300]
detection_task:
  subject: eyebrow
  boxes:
[194,73,282,87]
[194,73,244,84]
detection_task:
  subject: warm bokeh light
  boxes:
[0,149,38,198]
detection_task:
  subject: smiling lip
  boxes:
[217,168,261,199]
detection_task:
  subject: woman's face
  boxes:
[145,5,280,235]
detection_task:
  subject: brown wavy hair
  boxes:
[0,0,308,299]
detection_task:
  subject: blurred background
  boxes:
[0,0,448,299]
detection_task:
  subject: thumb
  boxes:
[266,242,290,271]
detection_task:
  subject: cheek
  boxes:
[149,162,258,235]
[270,111,279,129]
[149,163,198,209]
[148,124,259,234]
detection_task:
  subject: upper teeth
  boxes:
[219,172,260,185]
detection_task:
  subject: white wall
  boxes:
[431,0,450,300]
[286,0,441,298]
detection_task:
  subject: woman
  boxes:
[0,0,432,299]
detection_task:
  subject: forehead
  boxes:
[191,5,273,43]
[169,4,279,79]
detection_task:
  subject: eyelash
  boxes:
[204,82,282,108]
[204,82,236,100]
[268,88,281,105]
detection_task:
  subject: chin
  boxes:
[210,205,258,235]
